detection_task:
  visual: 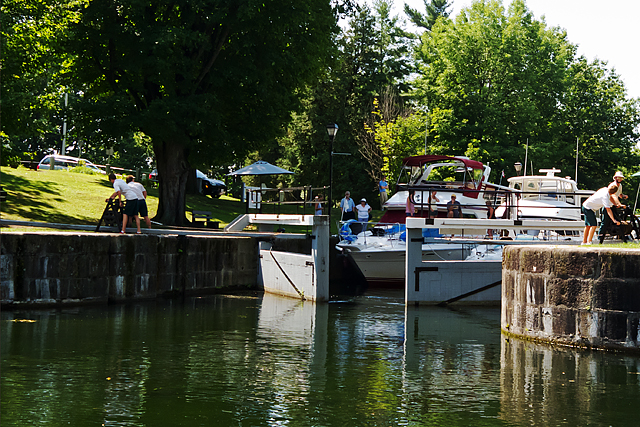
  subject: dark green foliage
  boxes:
[67,0,338,224]
[413,0,640,187]
[1,0,78,159]
[271,1,415,209]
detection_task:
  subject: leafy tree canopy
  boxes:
[67,0,339,224]
[404,0,452,30]
[411,0,640,188]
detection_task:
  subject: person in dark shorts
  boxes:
[108,173,141,234]
[126,175,151,229]
[581,184,619,245]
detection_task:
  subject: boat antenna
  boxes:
[575,137,579,184]
[424,107,429,155]
[524,138,529,176]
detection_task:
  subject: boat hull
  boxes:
[343,244,472,286]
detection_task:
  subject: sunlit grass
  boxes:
[598,241,640,249]
[1,167,364,233]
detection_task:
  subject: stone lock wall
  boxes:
[502,245,640,352]
[1,232,259,307]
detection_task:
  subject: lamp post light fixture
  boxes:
[326,123,339,224]
[514,162,522,176]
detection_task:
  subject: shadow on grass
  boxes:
[0,172,97,225]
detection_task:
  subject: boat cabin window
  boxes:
[516,178,568,201]
[409,163,481,189]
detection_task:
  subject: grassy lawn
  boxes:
[1,166,373,233]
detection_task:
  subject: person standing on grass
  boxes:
[379,176,389,209]
[108,173,141,234]
[126,175,151,229]
[355,198,372,222]
[340,191,356,221]
[581,184,620,245]
[314,194,324,216]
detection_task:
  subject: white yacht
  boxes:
[337,163,592,285]
[337,155,502,285]
[494,168,593,240]
[380,155,504,222]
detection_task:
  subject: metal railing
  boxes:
[244,186,329,216]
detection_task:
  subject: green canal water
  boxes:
[2,290,639,426]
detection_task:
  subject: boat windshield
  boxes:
[400,162,483,189]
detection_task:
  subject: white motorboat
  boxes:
[380,155,505,223]
[494,168,594,240]
[337,162,592,286]
[336,221,474,286]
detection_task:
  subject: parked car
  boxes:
[149,169,226,197]
[37,154,105,174]
[196,170,226,198]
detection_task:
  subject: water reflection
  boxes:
[499,337,640,426]
[1,292,639,426]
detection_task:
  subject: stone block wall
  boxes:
[502,245,640,352]
[1,232,259,307]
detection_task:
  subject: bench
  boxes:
[191,210,219,229]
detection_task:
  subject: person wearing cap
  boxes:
[340,191,356,221]
[355,198,372,222]
[610,171,627,207]
[446,194,462,218]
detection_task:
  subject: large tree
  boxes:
[404,0,452,30]
[412,0,640,186]
[1,0,78,157]
[273,0,415,207]
[68,0,338,225]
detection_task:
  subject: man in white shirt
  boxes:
[108,173,141,234]
[126,175,151,229]
[581,184,620,245]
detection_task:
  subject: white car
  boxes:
[37,155,105,174]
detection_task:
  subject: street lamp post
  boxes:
[326,124,339,225]
[514,162,522,176]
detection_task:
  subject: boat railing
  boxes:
[394,184,588,221]
[338,221,410,246]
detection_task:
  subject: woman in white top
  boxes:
[355,198,372,222]
[428,190,440,218]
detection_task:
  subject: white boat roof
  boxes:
[506,169,577,186]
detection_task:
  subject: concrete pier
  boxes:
[1,232,260,307]
[1,215,331,307]
[502,245,640,353]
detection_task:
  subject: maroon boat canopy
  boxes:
[402,155,484,170]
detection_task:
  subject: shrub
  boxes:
[69,166,99,175]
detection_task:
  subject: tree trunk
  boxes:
[153,140,190,226]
